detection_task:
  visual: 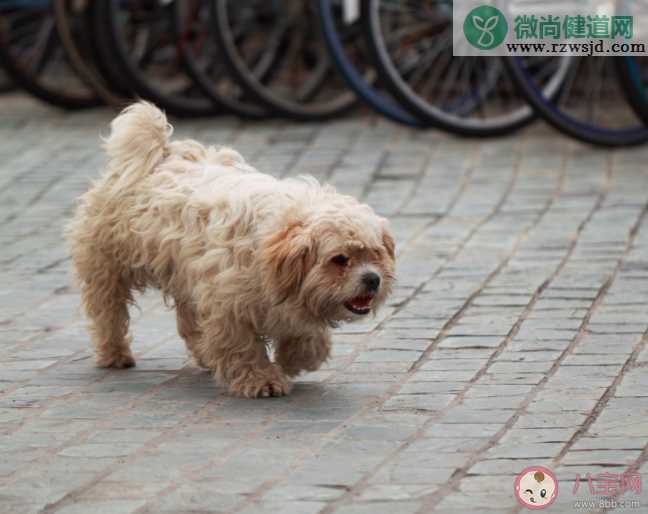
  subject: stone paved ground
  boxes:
[1,95,648,514]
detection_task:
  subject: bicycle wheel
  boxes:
[173,0,268,119]
[53,0,126,107]
[617,56,648,128]
[508,56,648,147]
[211,0,359,121]
[95,0,220,118]
[0,66,13,93]
[0,0,101,109]
[316,0,422,127]
[363,0,540,137]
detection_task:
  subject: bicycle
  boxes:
[173,0,269,119]
[0,0,101,109]
[0,66,13,93]
[53,0,127,107]
[617,56,648,129]
[211,0,360,121]
[317,0,423,127]
[507,56,648,147]
[361,0,540,137]
[93,0,220,117]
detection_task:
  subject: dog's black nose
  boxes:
[362,272,381,292]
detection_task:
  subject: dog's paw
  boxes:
[229,369,292,399]
[257,378,292,398]
[96,351,136,369]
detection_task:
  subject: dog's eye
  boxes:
[331,255,349,266]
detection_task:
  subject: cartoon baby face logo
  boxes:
[514,466,558,509]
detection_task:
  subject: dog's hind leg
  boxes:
[175,300,205,366]
[77,257,136,369]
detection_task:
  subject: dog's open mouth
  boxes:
[344,294,374,315]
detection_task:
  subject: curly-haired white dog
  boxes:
[66,102,395,398]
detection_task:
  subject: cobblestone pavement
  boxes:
[2,95,648,514]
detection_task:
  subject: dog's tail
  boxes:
[103,101,171,184]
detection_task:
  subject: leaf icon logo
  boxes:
[464,6,508,50]
[484,15,500,31]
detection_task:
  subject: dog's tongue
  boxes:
[350,295,373,309]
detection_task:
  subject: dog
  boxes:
[66,102,395,398]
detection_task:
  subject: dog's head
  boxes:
[261,199,395,325]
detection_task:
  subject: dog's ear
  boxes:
[262,221,316,302]
[381,228,396,260]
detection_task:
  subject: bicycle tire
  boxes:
[0,1,101,110]
[363,0,537,137]
[53,0,125,107]
[211,0,359,121]
[90,0,138,99]
[0,66,13,93]
[95,0,220,118]
[316,0,422,127]
[507,56,648,147]
[173,0,268,119]
[617,56,648,128]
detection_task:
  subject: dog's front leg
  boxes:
[196,317,291,398]
[275,329,331,378]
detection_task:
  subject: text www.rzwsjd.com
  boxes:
[506,40,646,55]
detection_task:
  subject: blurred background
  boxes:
[3,0,648,147]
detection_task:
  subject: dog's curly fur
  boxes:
[66,102,395,398]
